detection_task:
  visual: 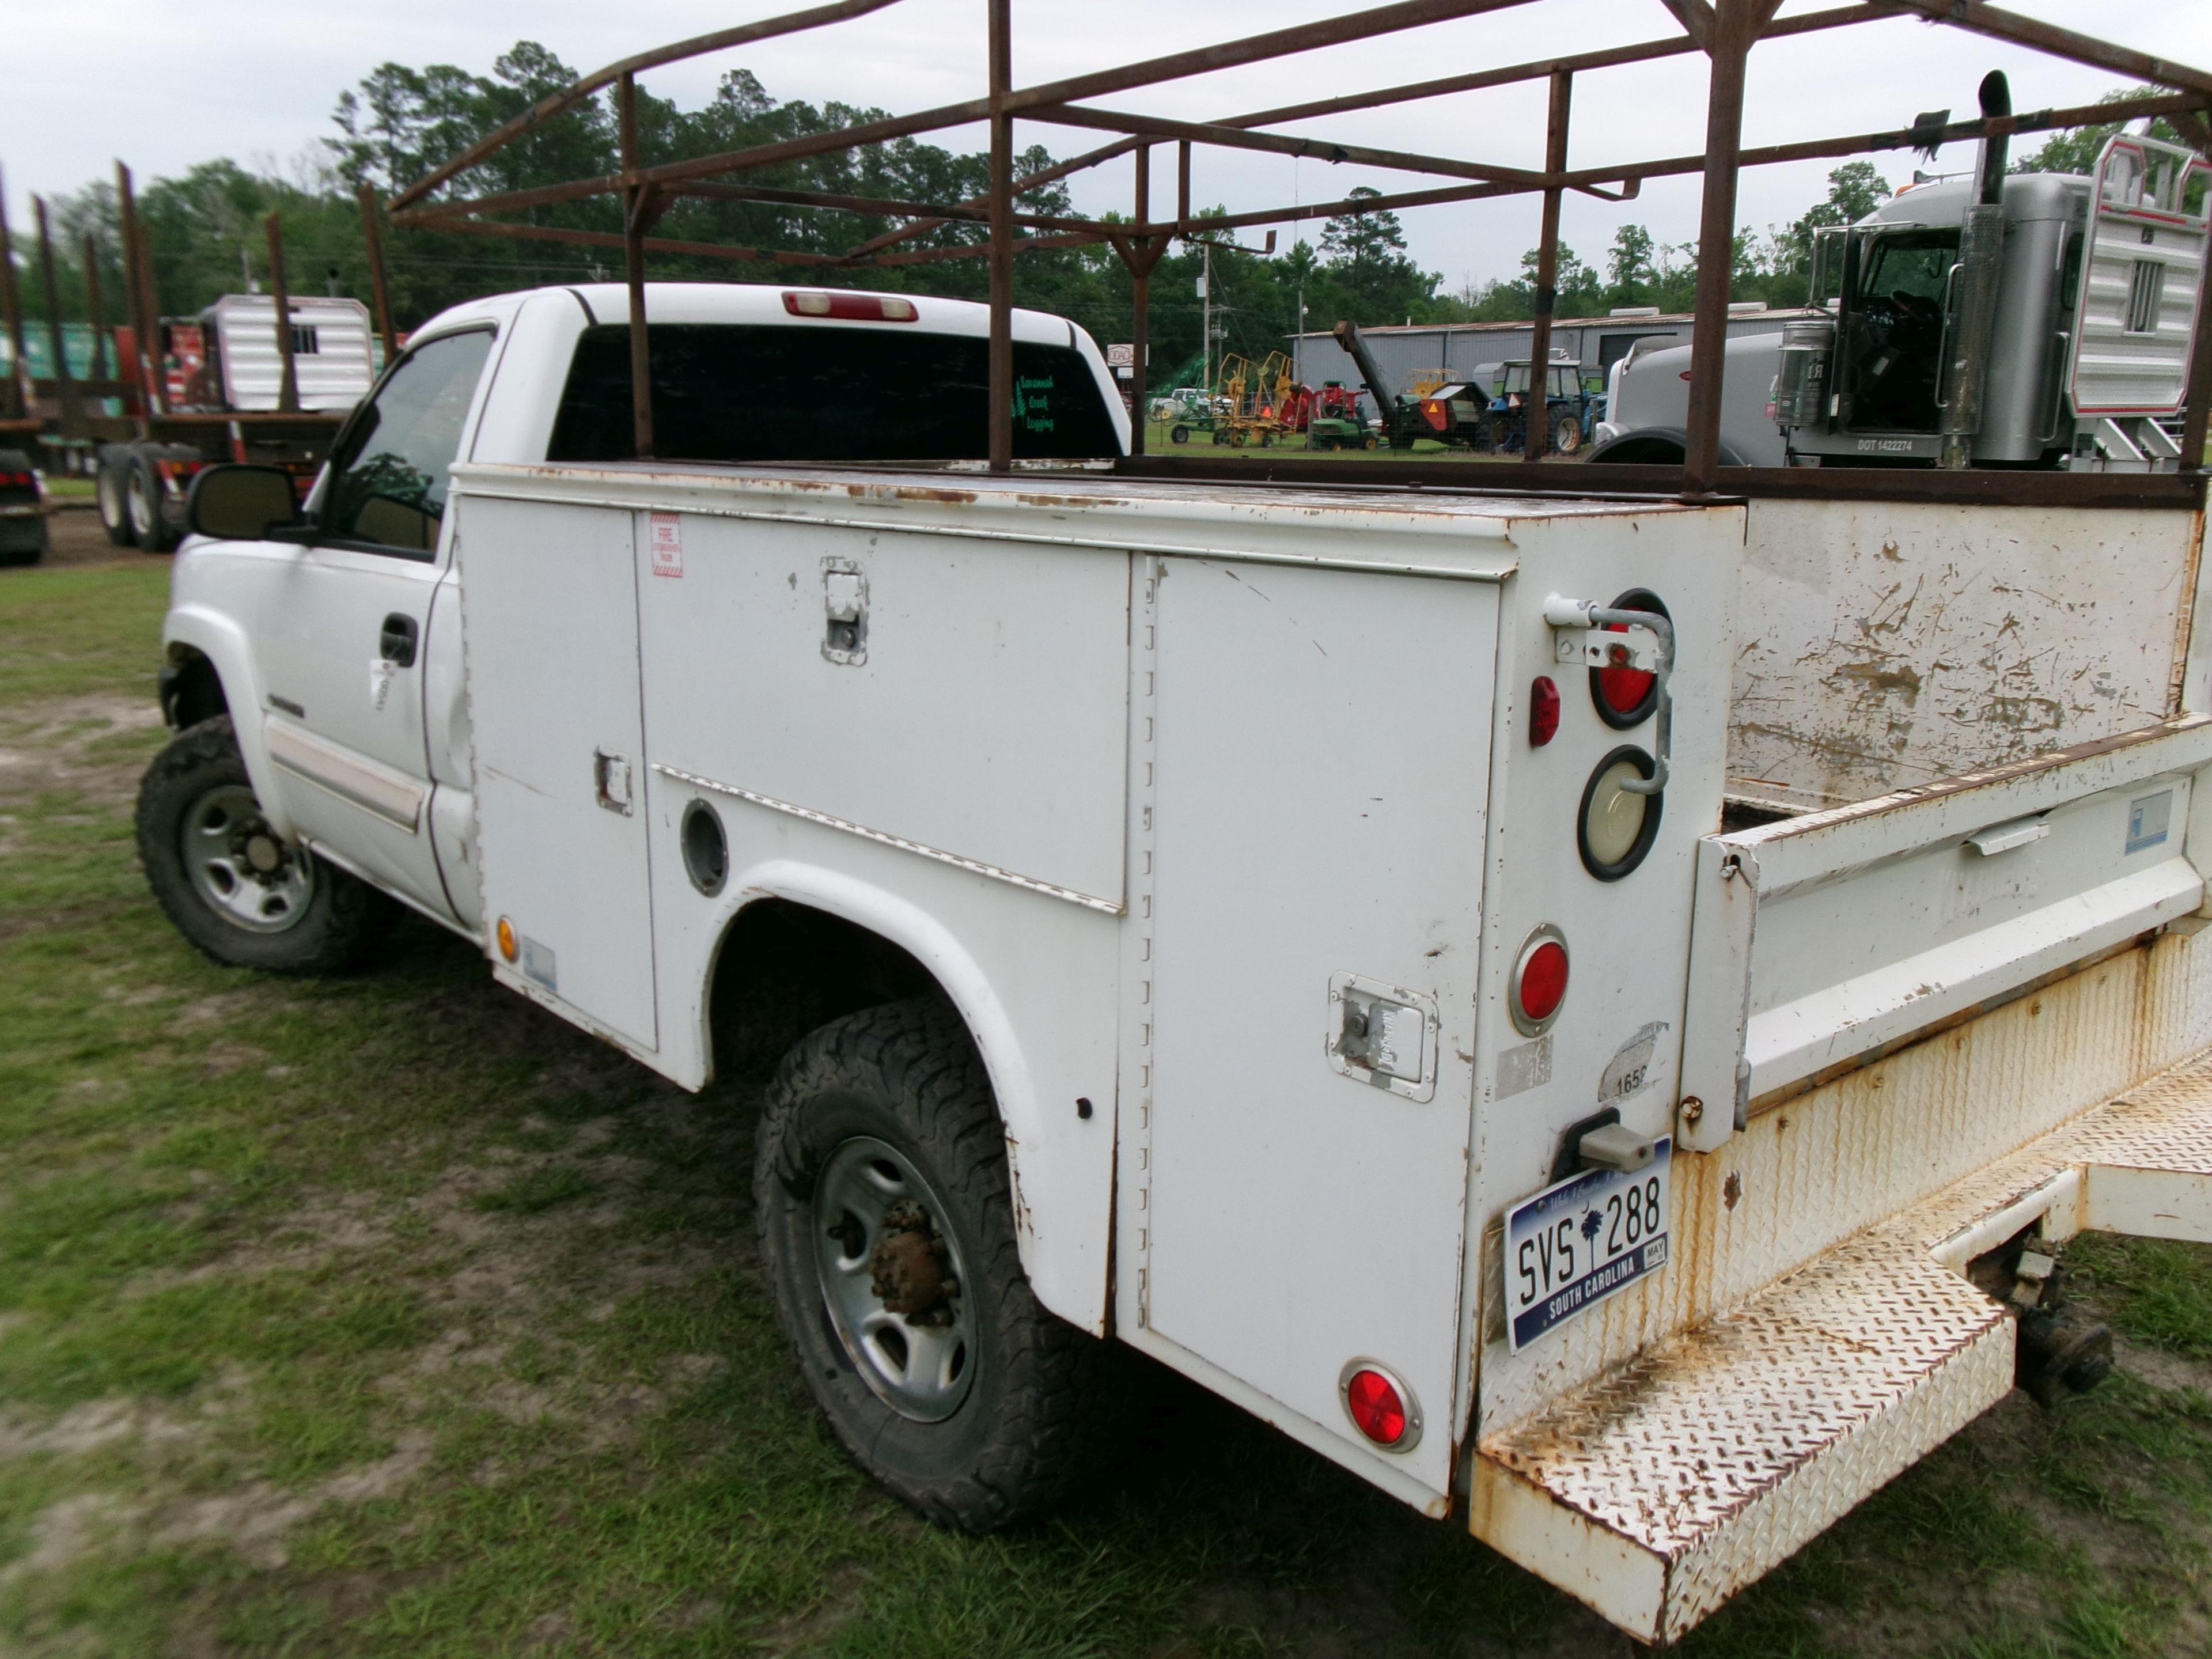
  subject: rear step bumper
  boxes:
[1468,1047,2212,1646]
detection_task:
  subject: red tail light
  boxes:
[783,290,919,322]
[1340,1361,1421,1450]
[1530,676,1560,747]
[1510,927,1569,1035]
[1596,624,1656,718]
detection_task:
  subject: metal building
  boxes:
[1287,304,1825,399]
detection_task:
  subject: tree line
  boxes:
[9,48,2176,385]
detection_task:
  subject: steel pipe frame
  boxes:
[1147,90,2209,241]
[393,78,2202,267]
[362,0,2212,244]
[403,86,2203,264]
[381,0,2212,487]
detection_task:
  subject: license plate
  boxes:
[1505,1137,1672,1351]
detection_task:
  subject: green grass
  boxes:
[43,478,97,499]
[5,558,2212,1656]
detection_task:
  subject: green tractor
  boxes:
[1303,381,1377,450]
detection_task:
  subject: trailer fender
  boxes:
[159,603,292,839]
[720,857,1106,1333]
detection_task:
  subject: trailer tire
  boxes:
[127,450,180,553]
[755,997,1112,1532]
[1170,424,1190,444]
[97,446,137,547]
[1551,415,1584,456]
[135,715,388,974]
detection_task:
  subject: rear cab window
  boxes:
[547,323,1123,464]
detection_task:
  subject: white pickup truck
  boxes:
[139,275,2212,1645]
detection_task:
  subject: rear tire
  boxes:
[1552,415,1585,456]
[135,715,388,973]
[127,452,179,553]
[755,998,1112,1531]
[97,446,137,547]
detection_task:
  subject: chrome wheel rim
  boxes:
[181,783,315,933]
[812,1136,976,1423]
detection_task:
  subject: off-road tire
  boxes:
[135,715,387,972]
[755,997,1112,1531]
[97,446,137,547]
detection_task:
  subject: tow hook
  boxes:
[2017,1309,2113,1408]
[869,1199,960,1327]
[2001,1244,2113,1408]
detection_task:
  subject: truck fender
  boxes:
[718,858,1084,1315]
[160,601,293,839]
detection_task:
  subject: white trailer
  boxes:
[142,279,2212,1644]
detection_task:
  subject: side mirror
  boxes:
[185,465,302,542]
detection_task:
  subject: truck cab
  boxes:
[1593,128,2210,474]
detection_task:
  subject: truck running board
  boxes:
[1468,1045,2212,1645]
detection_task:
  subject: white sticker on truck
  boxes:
[649,512,683,578]
[2127,790,2173,856]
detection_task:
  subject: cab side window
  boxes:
[321,329,494,554]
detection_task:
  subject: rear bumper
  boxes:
[1469,1042,2212,1645]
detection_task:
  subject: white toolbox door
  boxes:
[459,498,658,1050]
[1141,558,1495,1490]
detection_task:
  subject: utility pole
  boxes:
[1201,242,1212,393]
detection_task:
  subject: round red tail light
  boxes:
[1510,926,1569,1035]
[1529,676,1560,747]
[1590,588,1668,730]
[1597,626,1657,718]
[1340,1360,1422,1450]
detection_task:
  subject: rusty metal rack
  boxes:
[376,0,2212,501]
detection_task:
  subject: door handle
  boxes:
[379,613,418,668]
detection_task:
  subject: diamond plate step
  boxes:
[1468,1048,2212,1646]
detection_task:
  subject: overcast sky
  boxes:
[6,1,2209,294]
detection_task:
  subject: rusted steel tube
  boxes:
[264,212,299,414]
[1883,0,2212,100]
[1683,1,1753,495]
[0,177,28,421]
[389,0,904,211]
[33,196,84,435]
[1523,70,1571,464]
[987,0,1013,474]
[115,161,161,420]
[1131,145,1152,459]
[1027,103,1543,188]
[618,73,653,461]
[82,233,109,382]
[357,185,399,365]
